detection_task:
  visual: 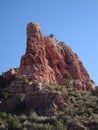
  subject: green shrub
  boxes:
[2,91,10,99]
[30,111,38,121]
[17,93,26,103]
[7,115,22,129]
[17,93,26,111]
[49,34,54,38]
[0,122,6,130]
[20,114,28,122]
[65,79,72,88]
[15,74,29,84]
[54,119,67,130]
[0,112,7,119]
[92,87,98,97]
[33,122,53,130]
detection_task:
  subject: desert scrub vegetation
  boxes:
[49,34,54,38]
[15,74,29,84]
[1,91,11,99]
[16,93,26,111]
[43,83,66,93]
[0,84,98,129]
[0,112,21,130]
[92,86,98,97]
[0,111,67,130]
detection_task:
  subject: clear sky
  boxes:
[0,0,98,85]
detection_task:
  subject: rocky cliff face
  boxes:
[19,22,95,91]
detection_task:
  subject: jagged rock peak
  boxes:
[19,22,95,91]
[27,22,44,42]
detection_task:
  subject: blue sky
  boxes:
[0,0,98,85]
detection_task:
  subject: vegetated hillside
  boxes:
[0,71,98,130]
[0,22,97,130]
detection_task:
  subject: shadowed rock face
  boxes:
[19,22,95,91]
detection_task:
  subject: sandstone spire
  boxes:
[27,22,43,41]
[19,22,56,83]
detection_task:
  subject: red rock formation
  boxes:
[2,68,16,81]
[19,22,95,91]
[19,22,56,83]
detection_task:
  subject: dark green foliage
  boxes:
[49,34,54,38]
[15,74,29,84]
[1,91,10,99]
[0,84,98,129]
[0,113,22,130]
[54,119,67,130]
[92,86,98,97]
[7,114,22,130]
[17,93,26,111]
[17,93,26,103]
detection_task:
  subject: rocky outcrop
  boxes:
[26,91,66,113]
[2,68,16,81]
[19,23,56,83]
[0,79,66,113]
[19,22,95,91]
